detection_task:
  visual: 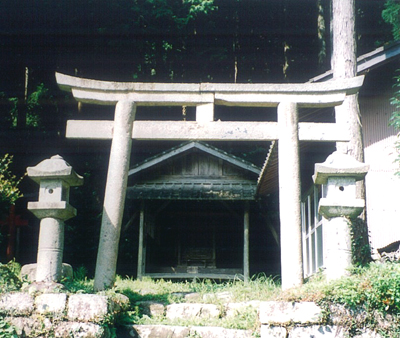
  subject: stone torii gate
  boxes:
[56,72,364,291]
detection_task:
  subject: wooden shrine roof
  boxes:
[127,181,257,200]
[128,141,260,201]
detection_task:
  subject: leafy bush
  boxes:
[382,0,400,41]
[330,263,400,314]
[0,318,18,338]
[388,71,400,175]
[0,154,23,213]
[0,261,21,293]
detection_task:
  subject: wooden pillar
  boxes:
[277,101,303,290]
[243,201,250,282]
[137,202,145,280]
[94,100,136,291]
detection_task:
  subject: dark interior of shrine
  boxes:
[119,199,281,280]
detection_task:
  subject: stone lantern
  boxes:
[313,151,369,280]
[27,155,83,282]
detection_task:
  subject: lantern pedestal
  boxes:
[26,155,83,282]
[313,152,369,281]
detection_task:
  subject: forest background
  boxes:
[0,0,397,277]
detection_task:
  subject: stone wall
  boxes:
[259,301,384,338]
[0,290,392,338]
[0,286,129,338]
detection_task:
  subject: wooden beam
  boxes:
[137,202,145,280]
[66,120,350,142]
[243,201,250,283]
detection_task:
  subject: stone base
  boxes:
[20,263,73,282]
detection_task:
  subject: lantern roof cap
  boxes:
[27,155,83,186]
[313,151,369,185]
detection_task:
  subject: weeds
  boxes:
[3,259,400,334]
[0,261,21,293]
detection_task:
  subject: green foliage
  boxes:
[183,0,217,20]
[60,264,400,334]
[389,71,400,175]
[382,0,400,40]
[25,83,51,129]
[0,261,21,294]
[390,71,400,129]
[3,83,57,130]
[0,155,23,213]
[62,266,95,294]
[0,318,18,338]
[281,262,400,317]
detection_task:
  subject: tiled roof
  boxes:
[127,181,257,200]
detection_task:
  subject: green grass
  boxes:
[111,262,400,334]
[3,261,400,334]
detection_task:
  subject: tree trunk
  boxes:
[331,0,365,199]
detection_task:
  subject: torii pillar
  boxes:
[55,72,364,290]
[94,100,136,290]
[278,101,303,289]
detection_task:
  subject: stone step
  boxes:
[118,324,253,338]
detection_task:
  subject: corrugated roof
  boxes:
[127,181,257,200]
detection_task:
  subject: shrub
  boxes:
[0,154,23,214]
[0,261,21,293]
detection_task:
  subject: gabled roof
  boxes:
[128,141,261,176]
[308,40,400,83]
[128,141,261,200]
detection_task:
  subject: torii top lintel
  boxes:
[56,72,364,108]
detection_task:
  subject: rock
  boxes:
[22,281,66,295]
[0,292,34,316]
[184,292,202,302]
[35,293,67,316]
[259,301,322,325]
[260,325,287,338]
[129,324,190,338]
[109,293,130,312]
[353,329,384,338]
[289,325,341,338]
[5,315,52,337]
[21,263,73,282]
[203,291,233,302]
[129,325,252,338]
[166,303,220,320]
[136,301,165,317]
[54,321,110,338]
[190,326,253,338]
[68,294,110,323]
[225,301,260,318]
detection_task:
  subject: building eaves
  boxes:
[128,141,261,176]
[127,181,257,200]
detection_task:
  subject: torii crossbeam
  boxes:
[56,72,364,290]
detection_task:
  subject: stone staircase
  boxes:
[116,292,387,338]
[0,285,389,337]
[117,292,257,338]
